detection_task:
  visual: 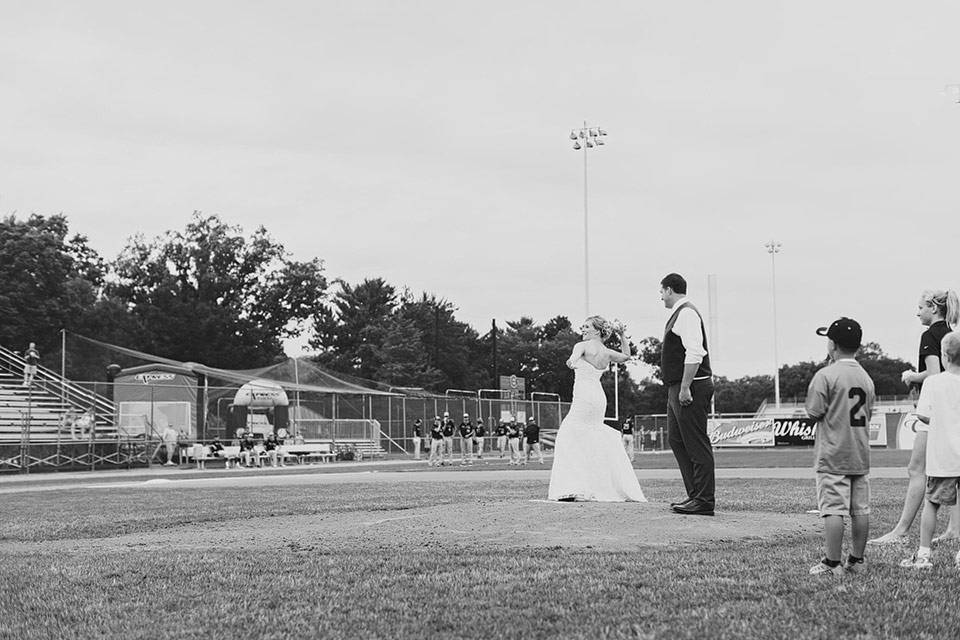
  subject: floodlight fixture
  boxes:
[568,121,608,317]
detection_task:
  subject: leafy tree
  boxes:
[637,337,663,381]
[108,212,326,369]
[369,315,444,389]
[631,378,669,415]
[778,359,825,401]
[495,316,580,400]
[775,342,911,403]
[395,293,482,391]
[0,214,107,370]
[858,342,912,397]
[309,283,482,392]
[310,277,397,378]
[714,374,774,414]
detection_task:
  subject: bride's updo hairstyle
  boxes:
[585,315,613,340]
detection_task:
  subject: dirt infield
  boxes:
[2,499,818,555]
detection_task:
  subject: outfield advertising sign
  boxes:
[708,416,887,448]
[772,416,887,447]
[703,408,905,449]
[707,418,775,447]
[772,418,817,446]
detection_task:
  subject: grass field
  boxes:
[1,451,958,639]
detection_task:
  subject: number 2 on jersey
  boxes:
[848,388,867,427]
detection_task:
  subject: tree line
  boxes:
[0,212,914,416]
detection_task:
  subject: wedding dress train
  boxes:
[547,358,646,502]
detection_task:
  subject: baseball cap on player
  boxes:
[816,317,862,350]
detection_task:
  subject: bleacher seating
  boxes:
[0,373,111,442]
[334,439,386,459]
[0,346,116,443]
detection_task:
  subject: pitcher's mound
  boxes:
[397,500,818,551]
[9,500,818,555]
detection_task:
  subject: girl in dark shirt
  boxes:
[870,289,959,545]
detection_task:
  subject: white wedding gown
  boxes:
[547,358,646,502]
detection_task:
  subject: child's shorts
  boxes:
[925,476,960,506]
[817,472,870,517]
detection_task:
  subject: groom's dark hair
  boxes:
[660,273,687,294]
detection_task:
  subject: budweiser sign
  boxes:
[707,418,775,447]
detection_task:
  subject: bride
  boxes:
[548,315,646,502]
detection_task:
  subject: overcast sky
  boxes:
[3,1,959,380]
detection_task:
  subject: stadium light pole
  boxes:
[765,240,782,410]
[569,122,607,319]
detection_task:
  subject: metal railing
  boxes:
[0,344,115,420]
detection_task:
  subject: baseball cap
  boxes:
[816,317,862,350]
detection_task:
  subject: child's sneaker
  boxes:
[843,557,866,574]
[809,559,844,576]
[899,553,933,569]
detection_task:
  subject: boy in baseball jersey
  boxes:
[806,317,876,576]
[900,330,960,569]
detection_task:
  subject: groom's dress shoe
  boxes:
[672,501,715,516]
[669,498,693,508]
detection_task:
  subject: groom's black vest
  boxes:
[661,301,712,386]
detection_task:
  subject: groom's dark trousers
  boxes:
[666,378,715,508]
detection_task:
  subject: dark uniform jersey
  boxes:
[524,422,540,444]
[441,419,456,438]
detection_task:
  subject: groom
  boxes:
[660,273,716,516]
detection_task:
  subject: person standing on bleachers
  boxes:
[22,342,39,387]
